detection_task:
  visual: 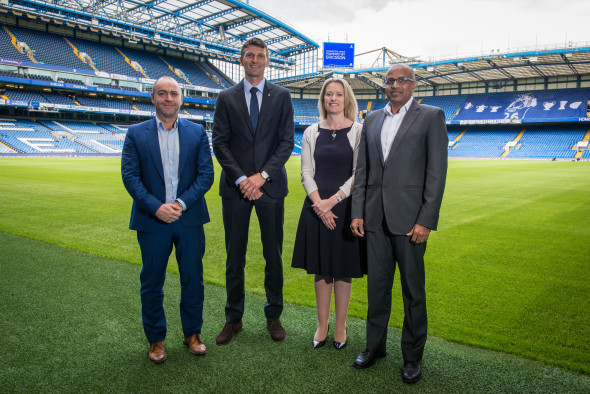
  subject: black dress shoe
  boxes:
[333,340,346,350]
[312,339,326,349]
[353,349,386,369]
[401,361,423,384]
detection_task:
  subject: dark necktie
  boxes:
[249,87,259,133]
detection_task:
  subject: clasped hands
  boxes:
[313,197,338,230]
[239,173,265,201]
[155,201,183,224]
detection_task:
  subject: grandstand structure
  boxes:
[0,0,589,159]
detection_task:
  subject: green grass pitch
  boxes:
[0,156,589,389]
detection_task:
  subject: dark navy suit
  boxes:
[212,80,294,322]
[122,117,214,342]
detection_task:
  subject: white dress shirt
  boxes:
[156,116,185,210]
[381,98,413,160]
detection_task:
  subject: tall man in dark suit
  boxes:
[212,37,294,344]
[350,64,448,383]
[122,76,214,363]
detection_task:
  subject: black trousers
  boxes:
[365,219,427,362]
[222,194,284,323]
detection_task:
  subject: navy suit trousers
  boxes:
[221,194,284,322]
[137,222,205,342]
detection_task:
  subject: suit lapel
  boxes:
[177,118,187,176]
[386,99,419,161]
[146,118,165,181]
[368,109,386,166]
[234,81,254,138]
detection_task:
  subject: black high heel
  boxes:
[333,339,347,350]
[333,328,347,350]
[313,339,326,349]
[313,324,329,349]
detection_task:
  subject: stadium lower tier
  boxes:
[1,117,589,159]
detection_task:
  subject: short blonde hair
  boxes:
[318,78,358,122]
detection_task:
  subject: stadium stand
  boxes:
[160,56,226,89]
[292,98,320,124]
[58,77,87,85]
[116,47,181,82]
[0,20,589,160]
[0,70,26,79]
[200,62,234,88]
[420,96,466,122]
[0,25,30,62]
[7,26,88,70]
[448,126,521,157]
[293,130,303,155]
[0,119,95,153]
[132,102,155,112]
[183,107,214,118]
[67,37,144,78]
[508,125,587,159]
[75,96,134,110]
[42,93,77,106]
[4,89,47,102]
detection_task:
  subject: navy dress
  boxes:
[292,126,365,278]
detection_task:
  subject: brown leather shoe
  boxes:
[216,321,243,346]
[267,318,286,342]
[148,341,166,364]
[183,333,206,355]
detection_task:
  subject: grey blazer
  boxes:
[351,99,448,235]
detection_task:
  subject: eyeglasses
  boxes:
[385,77,415,86]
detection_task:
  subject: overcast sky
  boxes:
[250,0,589,67]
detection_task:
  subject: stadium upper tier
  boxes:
[0,24,231,91]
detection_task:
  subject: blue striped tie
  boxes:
[249,87,259,134]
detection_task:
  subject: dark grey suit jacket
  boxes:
[351,99,448,235]
[212,79,294,199]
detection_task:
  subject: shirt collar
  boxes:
[244,78,266,93]
[156,116,179,132]
[384,97,413,117]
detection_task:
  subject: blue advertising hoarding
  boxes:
[323,42,355,68]
[454,91,590,124]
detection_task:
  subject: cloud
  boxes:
[252,0,590,62]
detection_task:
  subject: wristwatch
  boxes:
[261,171,271,182]
[334,193,343,203]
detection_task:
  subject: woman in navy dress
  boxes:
[292,78,365,350]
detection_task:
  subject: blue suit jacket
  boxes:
[121,117,214,232]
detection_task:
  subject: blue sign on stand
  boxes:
[323,42,355,68]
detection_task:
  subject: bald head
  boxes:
[386,63,415,80]
[152,76,180,94]
[384,63,416,113]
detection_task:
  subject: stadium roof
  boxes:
[3,0,319,68]
[272,46,590,91]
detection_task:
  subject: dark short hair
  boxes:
[240,37,269,58]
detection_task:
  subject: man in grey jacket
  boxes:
[350,64,448,384]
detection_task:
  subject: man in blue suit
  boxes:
[121,76,214,364]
